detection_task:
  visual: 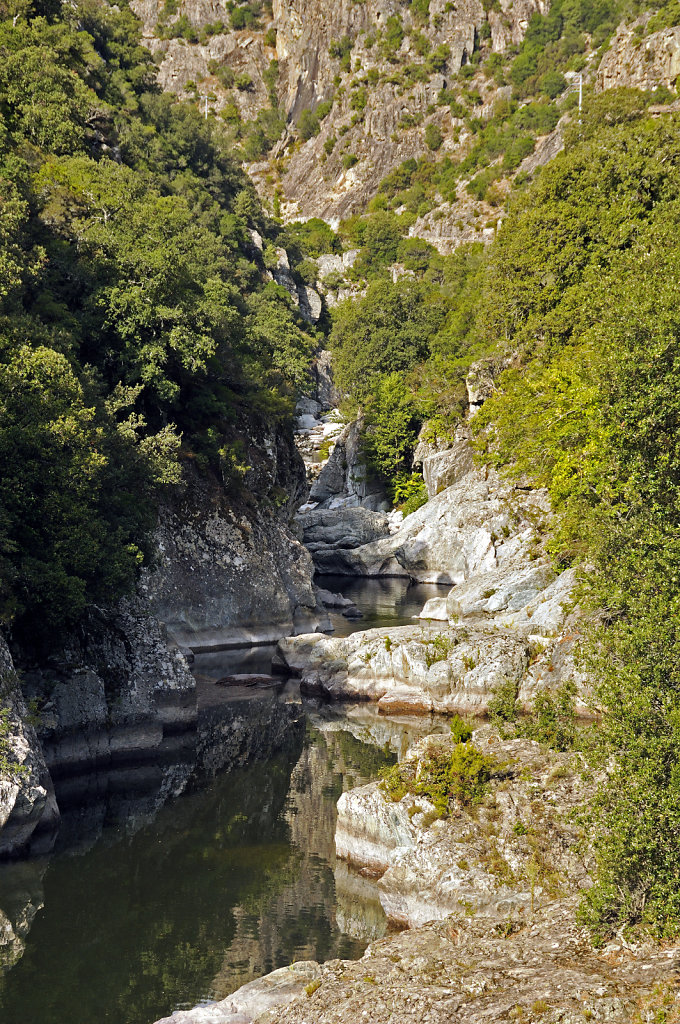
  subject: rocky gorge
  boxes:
[2,0,680,1016]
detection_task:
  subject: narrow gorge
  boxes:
[1,0,680,1020]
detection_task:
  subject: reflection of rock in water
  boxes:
[46,687,305,857]
[0,861,46,973]
[334,861,386,942]
[208,722,393,1002]
[311,702,450,761]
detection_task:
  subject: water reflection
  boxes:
[0,707,397,1024]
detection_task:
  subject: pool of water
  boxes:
[0,576,451,1024]
[0,704,400,1024]
[192,576,450,680]
[318,575,449,637]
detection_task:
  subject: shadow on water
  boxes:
[0,576,451,1024]
[0,707,400,1024]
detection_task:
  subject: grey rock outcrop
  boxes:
[143,428,326,649]
[0,639,59,858]
[252,900,679,1024]
[297,507,391,565]
[310,350,339,410]
[598,21,680,92]
[274,623,534,715]
[336,728,592,927]
[308,416,389,512]
[306,451,549,583]
[419,428,475,498]
[153,960,322,1024]
[20,601,197,781]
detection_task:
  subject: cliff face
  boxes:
[0,639,59,858]
[130,0,680,238]
[598,21,680,92]
[142,417,326,650]
[130,0,547,231]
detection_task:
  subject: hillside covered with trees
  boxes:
[0,0,320,642]
[327,92,680,940]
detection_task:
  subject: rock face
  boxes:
[20,601,197,782]
[598,21,680,92]
[0,638,59,858]
[298,507,391,558]
[236,728,679,1024]
[308,417,389,512]
[303,440,551,584]
[274,430,586,717]
[275,623,535,715]
[336,728,592,928]
[143,426,327,650]
[153,960,322,1024]
[253,900,680,1024]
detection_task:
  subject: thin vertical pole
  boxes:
[578,73,583,123]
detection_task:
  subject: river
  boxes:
[0,578,449,1024]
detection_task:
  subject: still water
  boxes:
[0,578,449,1024]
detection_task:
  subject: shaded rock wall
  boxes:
[0,639,59,858]
[143,423,327,650]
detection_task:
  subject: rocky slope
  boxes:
[128,0,680,246]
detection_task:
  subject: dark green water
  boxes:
[0,715,395,1024]
[0,578,450,1024]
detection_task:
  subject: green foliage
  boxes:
[450,714,473,744]
[392,471,428,515]
[488,679,520,725]
[423,633,457,667]
[298,107,320,139]
[281,218,340,258]
[466,102,680,939]
[0,0,316,636]
[380,738,495,815]
[330,277,445,404]
[329,33,353,71]
[518,682,577,751]
[425,122,443,150]
[416,741,496,814]
[362,373,421,480]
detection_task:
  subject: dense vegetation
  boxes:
[0,0,317,639]
[330,90,680,940]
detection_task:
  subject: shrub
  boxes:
[450,714,473,744]
[392,471,428,513]
[488,679,519,724]
[416,742,496,813]
[518,681,577,750]
[298,108,320,140]
[235,72,254,91]
[425,122,444,150]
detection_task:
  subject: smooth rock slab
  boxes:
[152,961,321,1024]
[274,625,530,716]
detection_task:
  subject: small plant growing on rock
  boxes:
[424,633,457,667]
[488,678,519,727]
[450,714,473,744]
[415,741,497,814]
[518,681,577,751]
[378,762,410,802]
